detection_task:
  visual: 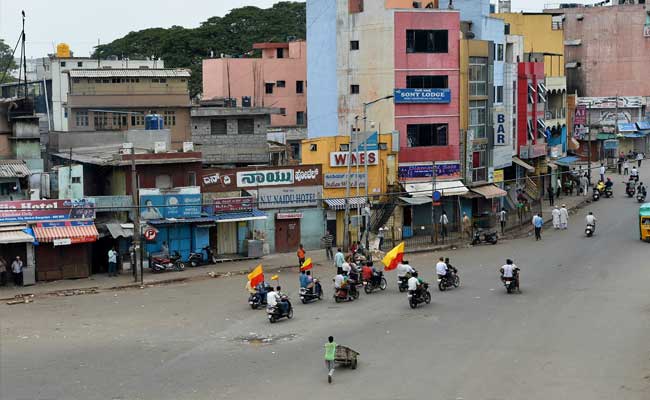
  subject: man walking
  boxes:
[462,213,472,241]
[11,256,23,286]
[559,204,569,230]
[532,214,543,241]
[623,159,630,176]
[324,336,337,383]
[637,152,644,167]
[322,231,334,260]
[377,227,385,251]
[599,163,606,183]
[108,247,118,277]
[499,208,507,234]
[334,248,345,270]
[581,174,589,196]
[548,184,555,206]
[552,206,561,229]
[618,152,625,174]
[440,210,449,241]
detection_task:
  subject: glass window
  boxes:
[93,112,109,130]
[406,75,448,89]
[238,119,254,134]
[350,40,359,50]
[296,111,305,126]
[472,150,487,182]
[495,44,504,61]
[75,111,89,127]
[155,175,172,189]
[188,172,197,187]
[406,30,448,53]
[276,80,286,88]
[469,57,488,96]
[279,108,286,116]
[265,83,274,94]
[276,48,284,59]
[406,124,448,147]
[163,111,176,126]
[131,113,144,126]
[210,119,227,135]
[350,84,360,94]
[495,85,504,104]
[469,100,487,139]
[296,80,304,94]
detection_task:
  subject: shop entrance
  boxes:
[275,218,300,253]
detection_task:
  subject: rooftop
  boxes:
[68,69,191,78]
[0,160,32,178]
[52,146,202,167]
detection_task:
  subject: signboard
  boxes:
[276,212,303,220]
[574,126,589,140]
[398,161,462,181]
[143,228,158,241]
[202,165,322,192]
[53,238,72,247]
[139,187,202,220]
[493,146,513,170]
[520,143,547,159]
[493,169,504,183]
[324,173,367,188]
[465,129,474,182]
[603,139,619,150]
[574,105,587,125]
[37,220,97,244]
[394,88,451,104]
[352,131,378,151]
[0,199,95,223]
[493,107,508,146]
[256,186,322,210]
[329,151,378,167]
[618,123,637,132]
[213,197,254,213]
[577,97,643,109]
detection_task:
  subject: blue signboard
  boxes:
[354,131,378,151]
[394,88,451,104]
[140,193,202,220]
[618,123,637,132]
[398,163,462,180]
[636,121,650,130]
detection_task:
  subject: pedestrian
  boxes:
[324,336,337,383]
[462,213,472,240]
[532,214,543,241]
[0,256,7,286]
[322,231,334,261]
[548,184,555,206]
[499,208,507,234]
[559,204,569,230]
[440,210,449,240]
[334,247,344,270]
[599,163,606,183]
[580,175,589,196]
[517,200,524,223]
[161,241,169,256]
[108,246,118,277]
[623,159,630,176]
[297,244,306,268]
[637,152,644,167]
[556,178,562,199]
[618,152,625,174]
[11,256,23,286]
[377,227,385,251]
[552,206,561,229]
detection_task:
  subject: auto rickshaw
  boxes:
[640,203,650,242]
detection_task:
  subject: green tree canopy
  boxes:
[0,38,18,83]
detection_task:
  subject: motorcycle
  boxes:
[638,191,647,203]
[299,279,323,304]
[626,182,636,198]
[150,251,185,273]
[408,283,431,309]
[585,223,595,237]
[501,271,520,294]
[437,271,460,291]
[592,188,600,201]
[333,281,359,303]
[471,229,498,245]
[188,246,218,267]
[604,187,613,198]
[248,284,273,309]
[363,271,387,294]
[267,295,293,323]
[398,270,417,293]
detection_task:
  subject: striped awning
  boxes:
[33,224,99,243]
[324,197,366,210]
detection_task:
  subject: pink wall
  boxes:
[394,11,461,164]
[202,41,307,128]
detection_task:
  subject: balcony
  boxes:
[545,108,567,127]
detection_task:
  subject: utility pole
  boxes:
[343,119,356,252]
[587,103,592,185]
[130,146,141,284]
[363,105,368,249]
[430,161,437,244]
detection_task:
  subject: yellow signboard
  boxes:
[493,169,504,183]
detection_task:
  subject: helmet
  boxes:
[506,259,513,265]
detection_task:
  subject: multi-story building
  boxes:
[65,68,192,149]
[202,41,307,159]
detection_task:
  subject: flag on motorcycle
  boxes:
[300,257,313,271]
[248,264,264,288]
[382,242,405,271]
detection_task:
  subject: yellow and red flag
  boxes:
[300,257,313,272]
[382,242,405,271]
[247,264,264,288]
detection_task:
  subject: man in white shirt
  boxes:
[266,287,279,308]
[407,273,421,292]
[396,261,415,280]
[107,247,118,277]
[440,211,449,241]
[599,164,606,182]
[341,260,351,275]
[435,257,448,280]
[334,268,346,290]
[585,212,596,227]
[500,259,520,290]
[637,152,644,167]
[631,166,639,181]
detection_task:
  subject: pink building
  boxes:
[202,41,307,154]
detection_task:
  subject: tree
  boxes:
[0,38,18,83]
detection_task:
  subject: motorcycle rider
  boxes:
[275,286,289,314]
[638,182,647,196]
[444,257,458,277]
[596,180,605,193]
[397,260,415,280]
[500,259,520,290]
[631,166,640,182]
[266,286,280,311]
[407,271,423,298]
[604,177,614,191]
[436,257,449,284]
[334,267,347,298]
[585,211,597,229]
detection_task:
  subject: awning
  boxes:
[547,162,559,170]
[624,133,646,139]
[33,223,99,243]
[105,223,134,239]
[213,209,267,224]
[555,156,579,167]
[512,157,535,172]
[148,217,219,225]
[398,196,433,206]
[636,121,650,130]
[404,181,469,197]
[0,226,34,244]
[470,184,507,199]
[324,197,367,210]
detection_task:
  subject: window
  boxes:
[188,172,197,187]
[75,111,89,127]
[495,85,504,104]
[210,119,227,135]
[406,75,448,89]
[102,79,110,83]
[350,84,360,94]
[378,142,388,150]
[537,82,547,103]
[406,30,448,53]
[265,83,274,94]
[527,119,534,141]
[238,119,254,134]
[77,61,83,67]
[406,124,448,147]
[276,48,284,59]
[276,80,286,88]
[339,144,350,151]
[495,43,504,62]
[163,110,176,126]
[279,108,286,115]
[469,57,488,96]
[296,111,305,126]
[112,113,122,128]
[155,175,172,189]
[296,80,304,94]
[159,78,167,83]
[350,40,360,50]
[60,61,66,67]
[93,112,109,130]
[528,84,536,104]
[112,78,120,84]
[71,177,81,184]
[472,150,487,182]
[310,144,318,151]
[131,113,144,126]
[469,100,487,139]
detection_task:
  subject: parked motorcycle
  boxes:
[408,283,431,309]
[437,271,460,291]
[471,229,498,245]
[150,251,185,273]
[592,188,600,201]
[299,279,323,304]
[501,271,520,294]
[585,223,595,237]
[267,295,293,323]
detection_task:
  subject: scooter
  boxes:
[501,271,520,294]
[150,251,185,273]
[604,187,613,198]
[592,188,600,201]
[248,284,273,309]
[471,229,498,245]
[188,246,218,267]
[267,295,293,323]
[437,271,460,291]
[638,191,647,203]
[585,224,595,237]
[626,182,636,198]
[299,279,323,304]
[408,283,431,309]
[363,271,388,294]
[333,283,359,303]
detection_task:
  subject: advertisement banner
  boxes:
[324,173,367,188]
[140,187,202,220]
[0,199,95,223]
[213,197,253,213]
[398,161,462,181]
[256,186,322,210]
[394,88,451,104]
[202,165,322,192]
[329,151,378,167]
[493,169,504,183]
[574,105,587,125]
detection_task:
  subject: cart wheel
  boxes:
[351,357,357,370]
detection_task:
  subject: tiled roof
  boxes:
[0,160,31,178]
[68,69,191,78]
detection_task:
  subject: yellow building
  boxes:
[301,134,399,247]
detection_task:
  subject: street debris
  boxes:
[6,294,34,305]
[235,333,298,345]
[55,288,99,297]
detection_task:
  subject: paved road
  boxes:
[2,181,650,400]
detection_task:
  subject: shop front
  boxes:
[210,197,267,257]
[0,225,35,285]
[401,180,468,237]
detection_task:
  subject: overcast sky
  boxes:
[1,0,595,58]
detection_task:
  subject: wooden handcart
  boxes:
[335,345,359,369]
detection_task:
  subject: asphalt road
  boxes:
[2,181,650,400]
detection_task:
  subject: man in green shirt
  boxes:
[324,336,337,383]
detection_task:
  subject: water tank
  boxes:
[56,43,71,58]
[145,114,164,130]
[242,96,251,107]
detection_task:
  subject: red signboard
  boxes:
[0,199,96,223]
[213,197,254,213]
[574,105,587,126]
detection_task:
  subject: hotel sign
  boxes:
[202,165,322,191]
[394,88,451,104]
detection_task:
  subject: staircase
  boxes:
[524,176,540,200]
[369,201,397,234]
